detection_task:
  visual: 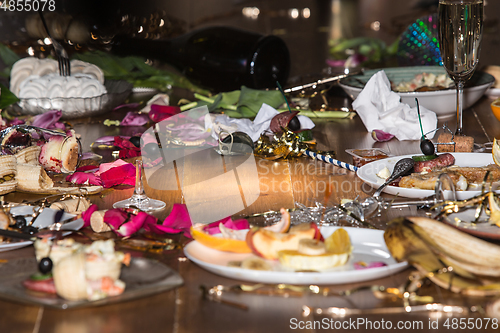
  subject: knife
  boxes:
[0,229,37,241]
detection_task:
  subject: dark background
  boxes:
[0,0,498,80]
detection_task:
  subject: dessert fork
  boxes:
[38,10,71,76]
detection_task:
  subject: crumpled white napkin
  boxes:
[206,103,315,142]
[352,70,438,140]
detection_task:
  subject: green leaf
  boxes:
[219,90,240,106]
[236,106,258,117]
[0,83,19,109]
[237,86,284,116]
[222,110,244,118]
[0,43,20,68]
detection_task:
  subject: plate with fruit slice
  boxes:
[184,225,407,285]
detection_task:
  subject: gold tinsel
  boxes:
[254,128,336,161]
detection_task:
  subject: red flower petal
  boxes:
[99,162,135,188]
[104,209,129,229]
[81,204,99,228]
[149,105,181,123]
[116,211,157,237]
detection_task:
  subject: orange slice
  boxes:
[324,228,352,255]
[491,98,500,122]
[190,226,251,253]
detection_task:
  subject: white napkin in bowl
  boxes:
[352,70,438,140]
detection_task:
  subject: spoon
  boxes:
[373,158,414,197]
[362,158,415,216]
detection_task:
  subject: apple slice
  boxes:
[263,208,291,233]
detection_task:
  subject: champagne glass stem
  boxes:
[456,80,465,135]
[113,159,166,211]
[134,159,145,196]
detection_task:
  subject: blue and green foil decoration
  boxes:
[397,13,443,66]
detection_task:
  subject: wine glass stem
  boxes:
[134,159,145,196]
[456,80,465,135]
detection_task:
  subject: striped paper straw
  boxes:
[304,150,358,172]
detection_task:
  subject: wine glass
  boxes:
[113,159,166,212]
[438,0,484,135]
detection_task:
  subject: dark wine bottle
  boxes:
[111,26,290,92]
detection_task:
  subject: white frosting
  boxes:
[10,57,105,95]
[18,73,106,99]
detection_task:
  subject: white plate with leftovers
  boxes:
[356,152,496,199]
[184,226,407,285]
[339,66,494,118]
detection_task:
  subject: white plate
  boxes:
[356,152,495,199]
[184,226,407,285]
[442,208,500,240]
[339,66,494,118]
[0,206,83,252]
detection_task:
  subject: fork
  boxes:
[38,10,71,76]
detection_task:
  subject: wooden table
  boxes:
[1,90,500,333]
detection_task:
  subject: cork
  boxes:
[436,133,474,152]
[90,210,110,233]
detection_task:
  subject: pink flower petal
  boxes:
[9,118,25,126]
[325,59,346,67]
[113,103,140,111]
[31,110,65,130]
[116,211,156,237]
[66,172,102,186]
[353,261,387,270]
[97,159,130,175]
[94,136,124,145]
[205,217,249,235]
[371,129,395,142]
[81,204,98,228]
[144,203,192,238]
[120,111,150,127]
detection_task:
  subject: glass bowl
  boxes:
[13,80,133,119]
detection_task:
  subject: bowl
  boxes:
[339,66,495,118]
[345,148,391,167]
[13,80,133,119]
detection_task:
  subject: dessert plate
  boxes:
[0,206,83,252]
[356,152,496,199]
[0,257,183,309]
[184,226,407,285]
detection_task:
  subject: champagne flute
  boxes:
[438,0,484,135]
[113,159,166,212]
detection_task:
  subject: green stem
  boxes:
[180,101,198,111]
[194,93,214,103]
[415,98,425,139]
[276,81,292,113]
